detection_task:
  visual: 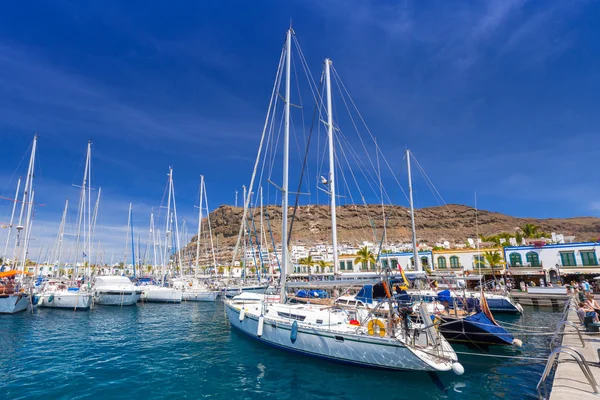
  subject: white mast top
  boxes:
[407,149,421,272]
[324,58,339,275]
[280,28,292,300]
[195,175,204,278]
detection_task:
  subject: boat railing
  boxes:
[536,345,599,399]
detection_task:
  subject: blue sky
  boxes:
[1,1,599,261]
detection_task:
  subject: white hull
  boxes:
[95,291,141,306]
[182,290,218,302]
[223,285,270,298]
[142,287,182,303]
[225,302,455,372]
[0,294,29,314]
[37,291,92,310]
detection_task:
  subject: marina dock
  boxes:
[546,304,600,399]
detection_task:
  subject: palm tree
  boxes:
[250,266,257,276]
[298,256,316,274]
[217,265,225,276]
[520,224,539,239]
[354,246,376,271]
[483,250,503,283]
[317,260,331,273]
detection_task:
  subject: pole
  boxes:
[407,150,420,272]
[324,58,339,276]
[280,28,291,301]
[195,175,204,278]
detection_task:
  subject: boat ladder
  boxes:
[536,346,599,399]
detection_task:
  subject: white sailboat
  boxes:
[38,141,93,310]
[225,30,463,374]
[178,175,219,302]
[0,134,37,314]
[94,204,142,306]
[142,167,182,303]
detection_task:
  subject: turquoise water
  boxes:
[1,302,560,400]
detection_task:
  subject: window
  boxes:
[421,257,429,267]
[526,252,540,267]
[437,256,447,269]
[560,252,577,267]
[370,261,377,270]
[361,261,368,271]
[382,259,389,268]
[450,256,460,268]
[391,259,398,269]
[339,261,345,271]
[346,261,353,271]
[474,255,485,269]
[509,253,522,267]
[581,251,598,266]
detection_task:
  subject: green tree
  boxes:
[317,260,331,273]
[483,250,503,267]
[354,246,376,271]
[520,224,539,239]
[298,256,317,273]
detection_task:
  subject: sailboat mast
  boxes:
[407,149,421,272]
[324,58,339,275]
[150,210,158,275]
[195,175,204,278]
[13,134,37,269]
[19,190,35,271]
[56,199,68,276]
[129,203,135,278]
[280,28,291,300]
[242,185,247,282]
[87,141,92,278]
[162,167,173,285]
[3,178,20,265]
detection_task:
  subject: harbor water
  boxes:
[1,302,561,400]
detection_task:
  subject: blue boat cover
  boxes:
[295,289,329,299]
[465,312,514,345]
[355,285,374,304]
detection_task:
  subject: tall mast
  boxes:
[475,192,481,277]
[56,199,69,276]
[204,181,217,271]
[171,174,183,278]
[150,210,158,275]
[13,134,37,269]
[91,187,102,267]
[280,28,291,300]
[324,58,339,275]
[129,203,135,278]
[407,149,420,272]
[19,189,35,272]
[242,185,247,282]
[87,140,92,278]
[3,177,20,265]
[195,175,204,278]
[73,141,90,281]
[162,167,173,285]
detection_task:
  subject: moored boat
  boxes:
[94,276,142,306]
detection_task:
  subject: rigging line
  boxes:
[411,152,450,209]
[332,134,356,205]
[291,45,310,194]
[0,140,31,199]
[266,103,286,183]
[287,70,324,246]
[230,41,286,268]
[335,128,381,200]
[332,66,410,204]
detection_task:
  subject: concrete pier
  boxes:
[547,307,600,399]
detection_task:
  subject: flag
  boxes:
[398,264,409,289]
[83,252,87,258]
[480,289,498,326]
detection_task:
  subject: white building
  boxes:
[503,242,600,284]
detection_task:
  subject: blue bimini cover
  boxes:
[355,285,374,304]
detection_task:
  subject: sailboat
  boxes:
[37,141,93,310]
[225,30,463,374]
[141,167,182,303]
[0,135,37,314]
[173,176,219,302]
[94,204,142,306]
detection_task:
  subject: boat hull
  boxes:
[223,285,270,298]
[0,294,29,314]
[95,291,141,306]
[225,302,448,372]
[37,292,92,310]
[182,290,218,302]
[142,287,182,303]
[439,312,515,346]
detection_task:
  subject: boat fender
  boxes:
[239,308,246,322]
[452,362,465,376]
[32,295,39,306]
[48,294,54,303]
[257,315,264,337]
[367,319,386,337]
[512,338,523,348]
[290,321,298,343]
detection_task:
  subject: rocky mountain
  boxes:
[188,204,600,260]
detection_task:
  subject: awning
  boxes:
[0,270,33,278]
[507,270,545,276]
[560,269,600,275]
